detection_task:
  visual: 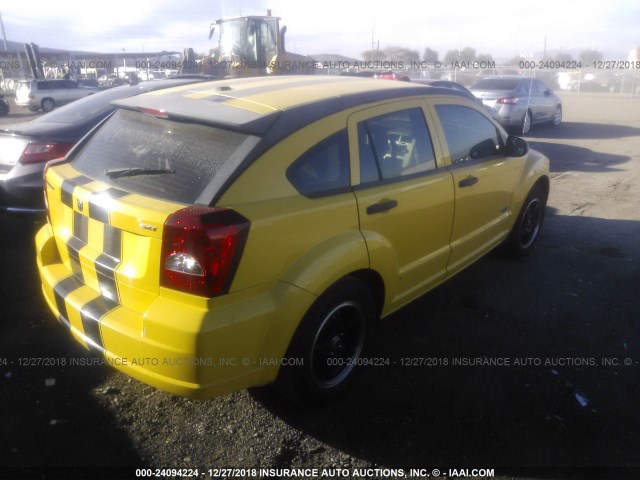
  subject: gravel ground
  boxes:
[1,91,639,480]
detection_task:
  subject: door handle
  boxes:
[366,199,398,215]
[459,176,478,188]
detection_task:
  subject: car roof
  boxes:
[481,75,538,81]
[113,75,469,136]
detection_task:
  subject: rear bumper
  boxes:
[493,105,525,128]
[36,223,314,398]
[0,168,47,213]
[14,98,34,108]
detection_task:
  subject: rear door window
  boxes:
[286,129,350,197]
[72,109,252,204]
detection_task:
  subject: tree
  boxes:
[579,49,602,65]
[382,46,420,64]
[361,50,382,62]
[505,56,526,67]
[422,47,438,63]
[554,52,574,62]
[459,47,476,63]
[476,53,494,63]
[444,49,460,64]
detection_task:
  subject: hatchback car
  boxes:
[36,76,549,404]
[470,76,562,134]
[15,79,98,112]
[0,77,210,213]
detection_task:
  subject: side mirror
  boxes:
[505,135,528,157]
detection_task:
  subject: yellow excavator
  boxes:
[180,12,315,78]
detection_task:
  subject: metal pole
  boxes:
[0,10,8,51]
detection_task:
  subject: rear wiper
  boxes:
[105,167,175,179]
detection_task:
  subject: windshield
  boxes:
[72,109,252,204]
[472,78,522,91]
[219,18,277,68]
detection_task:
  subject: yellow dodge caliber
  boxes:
[36,76,549,404]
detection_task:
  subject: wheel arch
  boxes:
[345,268,385,317]
[511,146,550,218]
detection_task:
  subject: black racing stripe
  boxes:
[60,175,92,208]
[216,77,349,101]
[53,275,84,322]
[88,201,109,224]
[61,180,74,208]
[67,211,88,280]
[89,188,132,224]
[95,225,122,302]
[67,239,83,280]
[80,296,119,351]
[73,210,89,241]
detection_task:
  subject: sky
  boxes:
[1,0,639,61]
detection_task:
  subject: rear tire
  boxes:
[41,98,55,112]
[275,277,376,406]
[505,185,547,257]
[552,105,562,127]
[521,110,532,135]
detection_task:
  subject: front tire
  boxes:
[275,277,376,405]
[505,186,547,257]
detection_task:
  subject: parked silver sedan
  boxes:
[470,76,562,134]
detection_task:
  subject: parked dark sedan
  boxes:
[0,76,210,213]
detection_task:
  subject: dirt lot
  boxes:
[0,92,639,480]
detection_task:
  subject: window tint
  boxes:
[357,108,436,183]
[512,80,525,96]
[435,105,502,164]
[72,109,251,204]
[534,80,548,95]
[287,129,350,197]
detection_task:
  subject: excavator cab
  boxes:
[192,14,313,78]
[214,16,279,71]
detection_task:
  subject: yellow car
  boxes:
[36,76,549,404]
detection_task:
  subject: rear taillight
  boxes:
[161,206,250,298]
[19,142,74,165]
[497,97,519,105]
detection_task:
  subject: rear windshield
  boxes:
[72,109,251,204]
[472,79,522,91]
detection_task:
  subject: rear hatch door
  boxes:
[45,108,256,314]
